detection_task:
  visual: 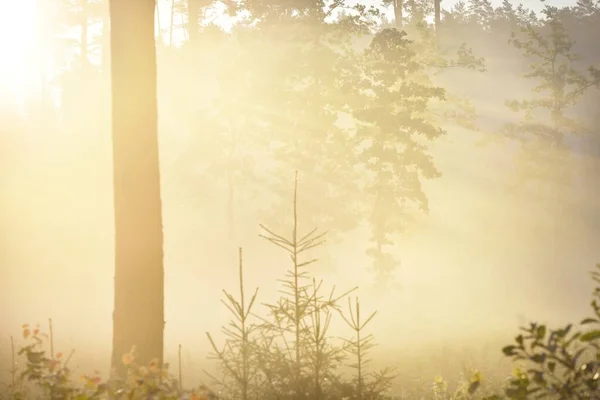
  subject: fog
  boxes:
[1,0,599,394]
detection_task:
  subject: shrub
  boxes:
[2,324,216,400]
[493,264,600,399]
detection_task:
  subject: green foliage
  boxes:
[494,264,600,399]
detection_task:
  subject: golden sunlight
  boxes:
[0,0,38,106]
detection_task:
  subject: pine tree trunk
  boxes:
[80,0,89,67]
[156,1,162,43]
[227,167,234,242]
[393,0,403,29]
[187,0,201,45]
[169,0,175,45]
[434,0,441,31]
[109,0,165,378]
[102,12,110,75]
[35,0,48,111]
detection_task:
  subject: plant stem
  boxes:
[178,344,183,393]
[239,247,249,400]
[49,318,54,359]
[10,336,16,390]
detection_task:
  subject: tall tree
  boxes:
[505,5,600,199]
[354,28,446,287]
[109,0,165,377]
[186,0,206,45]
[393,0,403,28]
[167,0,482,283]
[503,5,600,280]
[434,0,441,30]
[80,0,89,67]
[102,4,110,74]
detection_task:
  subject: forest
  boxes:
[0,0,600,398]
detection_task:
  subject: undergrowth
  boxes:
[2,174,600,399]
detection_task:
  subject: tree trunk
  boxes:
[35,0,48,110]
[109,0,165,378]
[227,166,234,242]
[187,0,201,45]
[102,12,110,75]
[434,0,441,31]
[393,0,403,29]
[169,0,175,45]
[155,1,162,43]
[80,0,89,67]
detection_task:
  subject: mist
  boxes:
[1,0,599,396]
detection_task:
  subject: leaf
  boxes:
[503,345,518,356]
[531,353,546,363]
[26,350,46,364]
[536,325,546,340]
[580,330,600,342]
[581,318,599,325]
[516,334,524,347]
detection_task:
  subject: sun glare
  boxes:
[0,0,38,107]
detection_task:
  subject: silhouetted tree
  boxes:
[354,28,446,287]
[169,1,482,284]
[501,5,600,286]
[504,5,600,200]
